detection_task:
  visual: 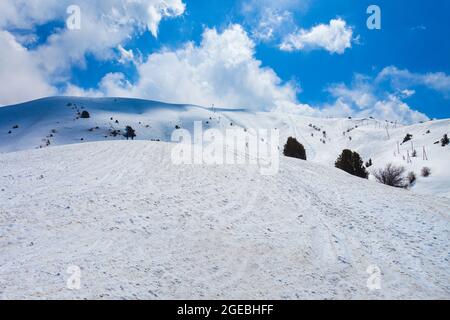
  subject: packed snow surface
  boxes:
[0,141,449,299]
[0,97,449,299]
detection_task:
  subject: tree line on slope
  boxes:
[283,136,433,189]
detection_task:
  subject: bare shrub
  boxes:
[421,167,431,177]
[407,172,417,186]
[373,163,407,188]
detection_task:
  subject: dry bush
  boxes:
[421,167,431,177]
[373,163,407,188]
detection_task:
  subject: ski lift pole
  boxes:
[423,146,428,161]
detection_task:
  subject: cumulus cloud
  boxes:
[117,45,135,64]
[368,95,428,124]
[241,0,310,13]
[63,24,430,124]
[400,89,416,98]
[1,1,185,80]
[241,1,355,55]
[0,0,186,105]
[326,76,377,110]
[321,74,429,124]
[0,31,56,105]
[90,24,308,111]
[240,0,309,42]
[377,66,450,98]
[280,18,354,54]
[0,1,64,29]
[0,0,185,36]
[250,9,295,42]
[0,2,435,124]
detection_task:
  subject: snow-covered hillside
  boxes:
[0,141,449,299]
[1,97,449,197]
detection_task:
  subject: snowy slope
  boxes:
[0,141,449,299]
[1,97,449,197]
[0,97,450,197]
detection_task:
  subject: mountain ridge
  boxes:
[1,96,449,197]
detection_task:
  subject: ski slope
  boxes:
[0,97,449,299]
[0,141,449,299]
[1,97,449,197]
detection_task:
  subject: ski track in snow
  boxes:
[0,141,449,299]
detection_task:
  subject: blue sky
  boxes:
[0,0,449,122]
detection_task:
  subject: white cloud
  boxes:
[410,25,426,31]
[0,0,186,105]
[0,0,185,36]
[322,74,429,124]
[0,31,56,105]
[117,45,135,64]
[241,0,310,13]
[241,0,309,43]
[92,24,308,111]
[63,83,104,98]
[251,9,295,42]
[377,66,450,98]
[0,2,435,124]
[326,78,376,110]
[0,1,64,29]
[63,25,430,124]
[0,0,185,104]
[400,89,415,98]
[280,18,354,54]
[369,95,428,124]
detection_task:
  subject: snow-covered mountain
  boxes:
[1,97,449,197]
[0,97,449,299]
[1,141,449,299]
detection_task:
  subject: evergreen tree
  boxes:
[283,137,307,160]
[80,111,90,119]
[335,149,369,179]
[125,126,136,140]
[441,134,449,147]
[402,133,413,144]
